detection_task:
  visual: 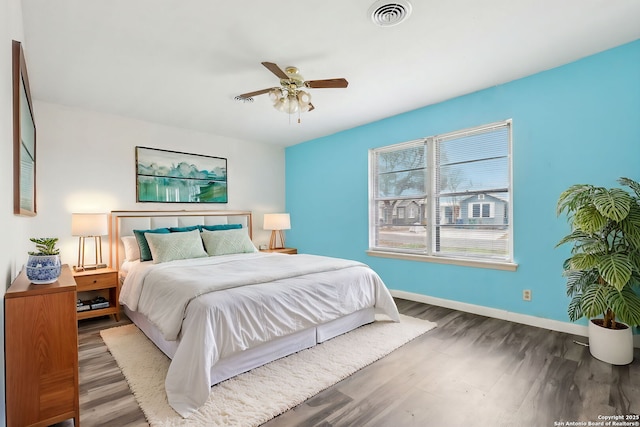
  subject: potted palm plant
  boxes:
[556,177,640,365]
[25,237,62,284]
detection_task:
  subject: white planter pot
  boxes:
[588,319,633,365]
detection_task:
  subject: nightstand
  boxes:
[73,267,120,321]
[260,247,298,254]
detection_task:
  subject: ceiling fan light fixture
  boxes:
[285,94,299,114]
[369,0,412,27]
[273,96,287,113]
[297,90,312,108]
[273,92,296,114]
[269,88,283,102]
[271,89,311,115]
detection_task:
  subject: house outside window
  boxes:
[368,120,514,269]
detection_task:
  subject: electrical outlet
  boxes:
[523,289,532,301]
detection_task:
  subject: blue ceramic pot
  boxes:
[25,255,61,284]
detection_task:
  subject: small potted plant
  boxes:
[26,237,62,284]
[556,177,640,365]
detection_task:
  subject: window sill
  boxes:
[365,250,518,271]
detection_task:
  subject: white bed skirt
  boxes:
[124,306,375,386]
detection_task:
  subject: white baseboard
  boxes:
[391,290,640,349]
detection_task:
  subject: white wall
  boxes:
[1,0,30,424]
[28,101,286,268]
[0,0,29,275]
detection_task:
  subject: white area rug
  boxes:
[100,315,436,426]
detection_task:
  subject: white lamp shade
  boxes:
[263,213,291,231]
[71,213,108,237]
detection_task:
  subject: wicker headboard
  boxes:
[110,210,253,268]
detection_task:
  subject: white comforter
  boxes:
[120,252,399,418]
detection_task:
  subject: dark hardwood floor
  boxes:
[63,299,640,426]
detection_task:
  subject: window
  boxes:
[369,120,513,268]
[469,202,493,218]
[408,204,417,219]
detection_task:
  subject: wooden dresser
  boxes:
[5,264,80,427]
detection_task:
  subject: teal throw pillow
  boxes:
[133,228,170,261]
[169,225,200,233]
[201,224,242,231]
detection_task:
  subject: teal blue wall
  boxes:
[285,39,640,324]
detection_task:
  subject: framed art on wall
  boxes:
[12,40,36,216]
[135,146,228,203]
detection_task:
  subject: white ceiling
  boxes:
[20,0,640,147]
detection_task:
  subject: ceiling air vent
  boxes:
[369,0,412,27]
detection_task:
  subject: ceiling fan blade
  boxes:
[308,103,315,112]
[304,78,348,89]
[237,88,275,99]
[261,62,289,80]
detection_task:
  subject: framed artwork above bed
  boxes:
[135,146,228,203]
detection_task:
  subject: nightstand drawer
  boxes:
[74,271,118,291]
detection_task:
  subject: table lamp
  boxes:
[263,213,291,250]
[71,213,108,271]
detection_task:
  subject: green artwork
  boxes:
[136,147,227,203]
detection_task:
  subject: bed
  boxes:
[111,210,400,418]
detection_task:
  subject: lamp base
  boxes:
[268,230,286,250]
[74,263,108,272]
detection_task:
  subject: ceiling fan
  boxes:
[237,62,348,116]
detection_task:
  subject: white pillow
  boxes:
[201,228,257,256]
[145,229,208,264]
[121,236,141,261]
